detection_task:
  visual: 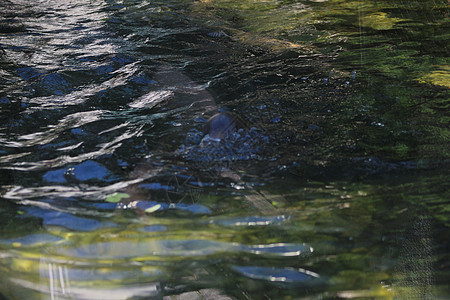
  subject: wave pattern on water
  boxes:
[1,0,448,299]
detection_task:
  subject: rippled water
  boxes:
[1,0,449,299]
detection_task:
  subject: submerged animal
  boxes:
[203,112,245,141]
[174,111,269,165]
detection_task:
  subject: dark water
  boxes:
[0,0,449,299]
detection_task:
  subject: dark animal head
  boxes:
[203,112,245,141]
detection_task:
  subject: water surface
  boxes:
[1,0,449,299]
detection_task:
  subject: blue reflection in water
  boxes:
[39,73,70,96]
[70,128,86,135]
[72,160,113,181]
[88,202,117,211]
[16,67,42,80]
[0,234,63,247]
[23,206,107,231]
[232,266,321,284]
[138,182,174,191]
[140,225,167,232]
[43,160,117,183]
[43,168,67,183]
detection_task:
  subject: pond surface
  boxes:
[0,0,449,299]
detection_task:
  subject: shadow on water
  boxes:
[0,0,449,299]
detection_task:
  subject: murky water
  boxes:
[1,0,449,299]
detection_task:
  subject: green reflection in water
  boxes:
[1,0,449,299]
[190,0,449,163]
[193,0,449,85]
[1,168,448,298]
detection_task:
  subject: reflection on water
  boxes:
[1,0,449,299]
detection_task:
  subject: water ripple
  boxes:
[3,178,146,201]
[52,239,313,260]
[25,61,141,110]
[16,110,105,147]
[232,266,322,284]
[2,123,144,171]
[209,215,288,227]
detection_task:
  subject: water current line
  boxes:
[58,266,65,295]
[358,0,365,71]
[48,263,55,300]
